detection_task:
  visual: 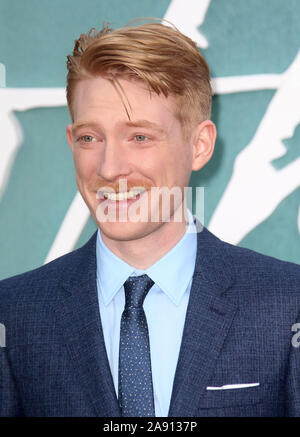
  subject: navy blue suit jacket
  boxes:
[1,225,300,416]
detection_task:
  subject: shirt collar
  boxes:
[96,209,197,306]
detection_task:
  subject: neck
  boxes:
[100,210,189,270]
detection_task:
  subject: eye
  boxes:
[135,134,148,142]
[77,135,96,143]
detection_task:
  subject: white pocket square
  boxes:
[206,382,260,391]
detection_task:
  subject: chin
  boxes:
[96,220,164,243]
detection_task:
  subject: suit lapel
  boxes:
[56,231,121,417]
[168,224,238,417]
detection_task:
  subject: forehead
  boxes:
[72,76,178,127]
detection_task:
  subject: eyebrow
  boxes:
[72,122,99,134]
[125,120,166,135]
[72,119,166,135]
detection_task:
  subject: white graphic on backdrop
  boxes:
[0,88,91,262]
[45,192,90,262]
[164,0,210,48]
[0,0,299,262]
[209,50,300,243]
[165,0,300,245]
[0,88,65,198]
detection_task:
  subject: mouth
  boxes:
[96,188,148,205]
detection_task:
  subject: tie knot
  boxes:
[123,274,154,309]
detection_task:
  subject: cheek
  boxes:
[73,150,99,179]
[163,150,192,183]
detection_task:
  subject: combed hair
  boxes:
[66,22,212,133]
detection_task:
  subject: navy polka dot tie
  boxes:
[118,274,155,417]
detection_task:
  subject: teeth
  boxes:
[102,189,146,201]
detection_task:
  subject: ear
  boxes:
[66,124,74,152]
[191,120,216,171]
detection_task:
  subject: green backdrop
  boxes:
[0,0,299,279]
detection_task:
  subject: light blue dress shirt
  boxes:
[96,210,197,417]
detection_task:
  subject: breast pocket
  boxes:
[199,384,262,409]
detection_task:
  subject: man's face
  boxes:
[66,76,204,242]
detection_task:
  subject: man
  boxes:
[1,21,300,417]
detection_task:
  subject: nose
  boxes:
[97,137,131,182]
